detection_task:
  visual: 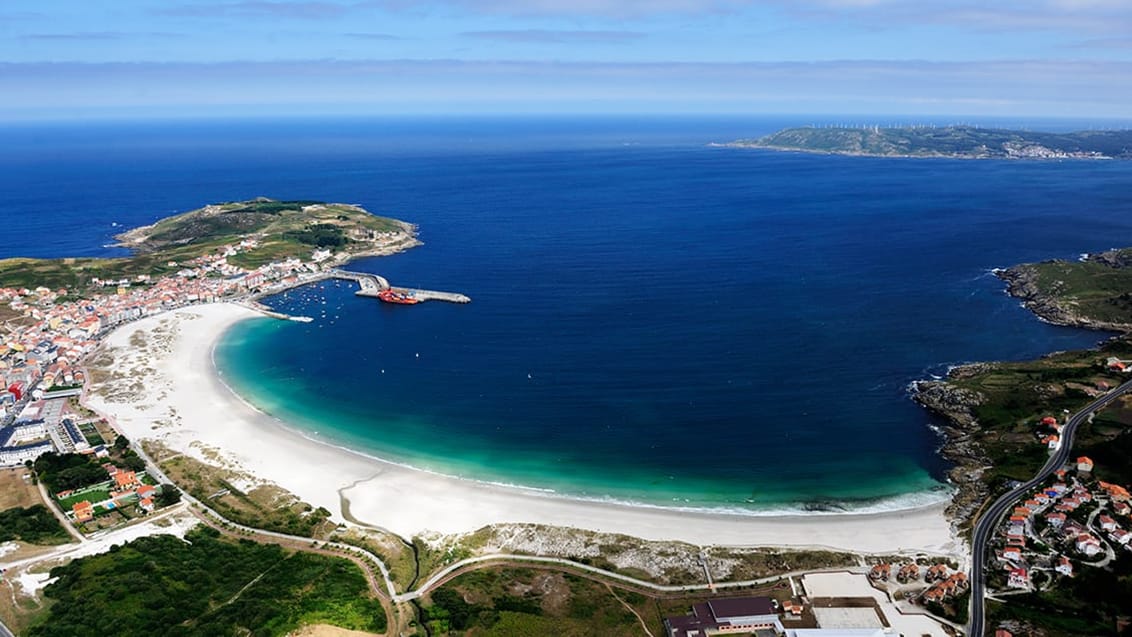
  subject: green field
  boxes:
[28,526,385,637]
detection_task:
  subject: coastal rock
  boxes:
[996,264,1132,332]
[1088,248,1132,269]
[911,379,990,528]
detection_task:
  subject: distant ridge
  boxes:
[730,125,1132,159]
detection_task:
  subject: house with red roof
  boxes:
[1055,556,1074,577]
[1077,456,1094,473]
[1000,546,1022,562]
[72,500,94,523]
[1007,567,1029,589]
[113,470,138,490]
[1076,534,1103,557]
[1100,514,1118,532]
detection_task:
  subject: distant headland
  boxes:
[728,125,1132,159]
[0,198,420,291]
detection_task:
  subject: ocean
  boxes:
[3,115,1131,514]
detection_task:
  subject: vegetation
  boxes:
[942,340,1132,490]
[27,526,385,637]
[1004,249,1132,329]
[988,551,1132,635]
[735,125,1132,158]
[423,567,654,636]
[0,505,70,544]
[0,198,411,290]
[33,447,148,494]
[157,451,334,538]
[33,452,110,493]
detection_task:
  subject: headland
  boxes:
[729,125,1132,159]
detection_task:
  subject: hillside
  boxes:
[731,126,1132,159]
[0,199,419,290]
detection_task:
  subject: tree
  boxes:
[113,435,130,451]
[157,484,181,507]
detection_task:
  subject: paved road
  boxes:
[967,378,1132,637]
[0,617,14,637]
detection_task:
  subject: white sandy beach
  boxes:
[84,304,960,555]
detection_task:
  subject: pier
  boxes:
[246,268,470,310]
[326,269,471,304]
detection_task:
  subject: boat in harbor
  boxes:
[377,288,420,305]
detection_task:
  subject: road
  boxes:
[967,378,1132,637]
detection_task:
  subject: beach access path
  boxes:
[82,303,961,556]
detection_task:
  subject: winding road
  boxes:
[966,378,1132,637]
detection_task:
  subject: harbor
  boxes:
[243,268,470,318]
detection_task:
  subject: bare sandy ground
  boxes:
[84,304,960,556]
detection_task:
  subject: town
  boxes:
[0,227,415,454]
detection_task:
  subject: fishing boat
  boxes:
[377,288,420,305]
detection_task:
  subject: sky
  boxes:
[2,0,1132,120]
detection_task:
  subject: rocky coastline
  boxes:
[913,249,1132,531]
[911,367,993,530]
[995,258,1132,332]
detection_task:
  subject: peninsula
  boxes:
[0,198,420,291]
[730,125,1132,159]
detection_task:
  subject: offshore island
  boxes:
[1,195,1132,636]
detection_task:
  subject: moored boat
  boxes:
[377,288,420,304]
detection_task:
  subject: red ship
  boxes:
[377,288,420,305]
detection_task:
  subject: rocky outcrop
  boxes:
[996,264,1132,332]
[911,373,992,529]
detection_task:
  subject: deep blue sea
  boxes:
[3,115,1130,513]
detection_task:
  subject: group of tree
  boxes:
[0,505,69,544]
[28,526,385,637]
[32,442,146,494]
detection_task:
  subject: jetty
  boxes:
[326,269,471,304]
[245,268,470,312]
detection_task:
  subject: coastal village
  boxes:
[0,226,414,534]
[988,449,1132,593]
[0,227,414,447]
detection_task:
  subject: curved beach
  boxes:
[84,304,959,555]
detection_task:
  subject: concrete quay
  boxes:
[247,268,470,311]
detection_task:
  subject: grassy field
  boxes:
[0,468,41,510]
[423,567,656,636]
[1018,255,1132,327]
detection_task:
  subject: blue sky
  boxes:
[3,0,1131,119]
